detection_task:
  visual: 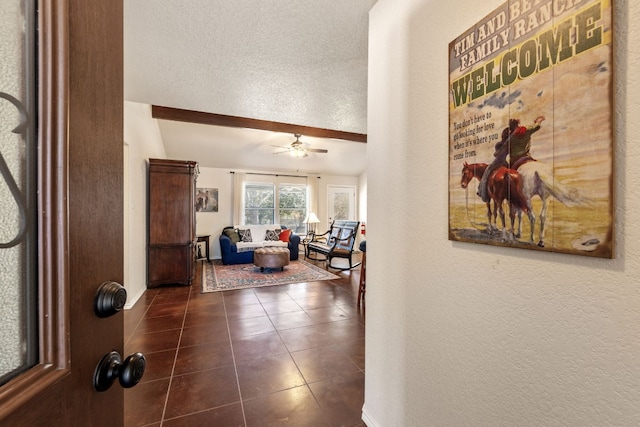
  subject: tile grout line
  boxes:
[222,290,249,427]
[158,285,192,426]
[124,292,156,348]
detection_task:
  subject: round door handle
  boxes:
[93,351,146,392]
[94,281,127,318]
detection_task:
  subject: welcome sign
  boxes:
[448,0,614,258]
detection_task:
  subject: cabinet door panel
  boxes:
[148,245,193,287]
[149,173,193,244]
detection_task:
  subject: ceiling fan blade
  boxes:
[271,135,326,156]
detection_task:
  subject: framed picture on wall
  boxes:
[448,0,614,258]
[196,188,218,212]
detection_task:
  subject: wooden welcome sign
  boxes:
[448,0,614,258]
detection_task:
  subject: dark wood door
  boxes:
[0,1,127,425]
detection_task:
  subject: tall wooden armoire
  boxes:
[147,158,198,288]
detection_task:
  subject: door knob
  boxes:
[93,351,146,392]
[94,281,127,318]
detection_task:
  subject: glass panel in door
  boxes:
[327,185,355,223]
[0,0,38,387]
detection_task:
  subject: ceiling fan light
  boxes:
[291,148,306,158]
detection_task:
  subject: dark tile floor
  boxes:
[124,256,365,426]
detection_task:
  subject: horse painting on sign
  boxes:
[514,159,586,248]
[460,160,587,249]
[460,161,528,242]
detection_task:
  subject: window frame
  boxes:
[243,182,276,225]
[243,179,308,232]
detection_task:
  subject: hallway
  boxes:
[124,259,365,426]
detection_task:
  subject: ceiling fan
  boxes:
[272,134,329,157]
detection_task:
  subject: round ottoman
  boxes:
[253,247,290,272]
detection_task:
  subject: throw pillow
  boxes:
[223,228,241,244]
[238,229,252,242]
[265,229,281,241]
[279,229,292,242]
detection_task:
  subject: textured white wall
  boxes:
[123,102,167,307]
[365,0,640,426]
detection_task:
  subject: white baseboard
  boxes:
[362,403,380,427]
[124,286,146,310]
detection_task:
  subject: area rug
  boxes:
[202,259,340,293]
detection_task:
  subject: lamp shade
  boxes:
[306,212,320,224]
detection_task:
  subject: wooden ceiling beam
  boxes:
[151,105,367,143]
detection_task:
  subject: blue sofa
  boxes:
[219,225,300,265]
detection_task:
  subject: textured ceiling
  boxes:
[124,1,376,175]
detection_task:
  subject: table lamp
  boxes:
[304,212,320,233]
